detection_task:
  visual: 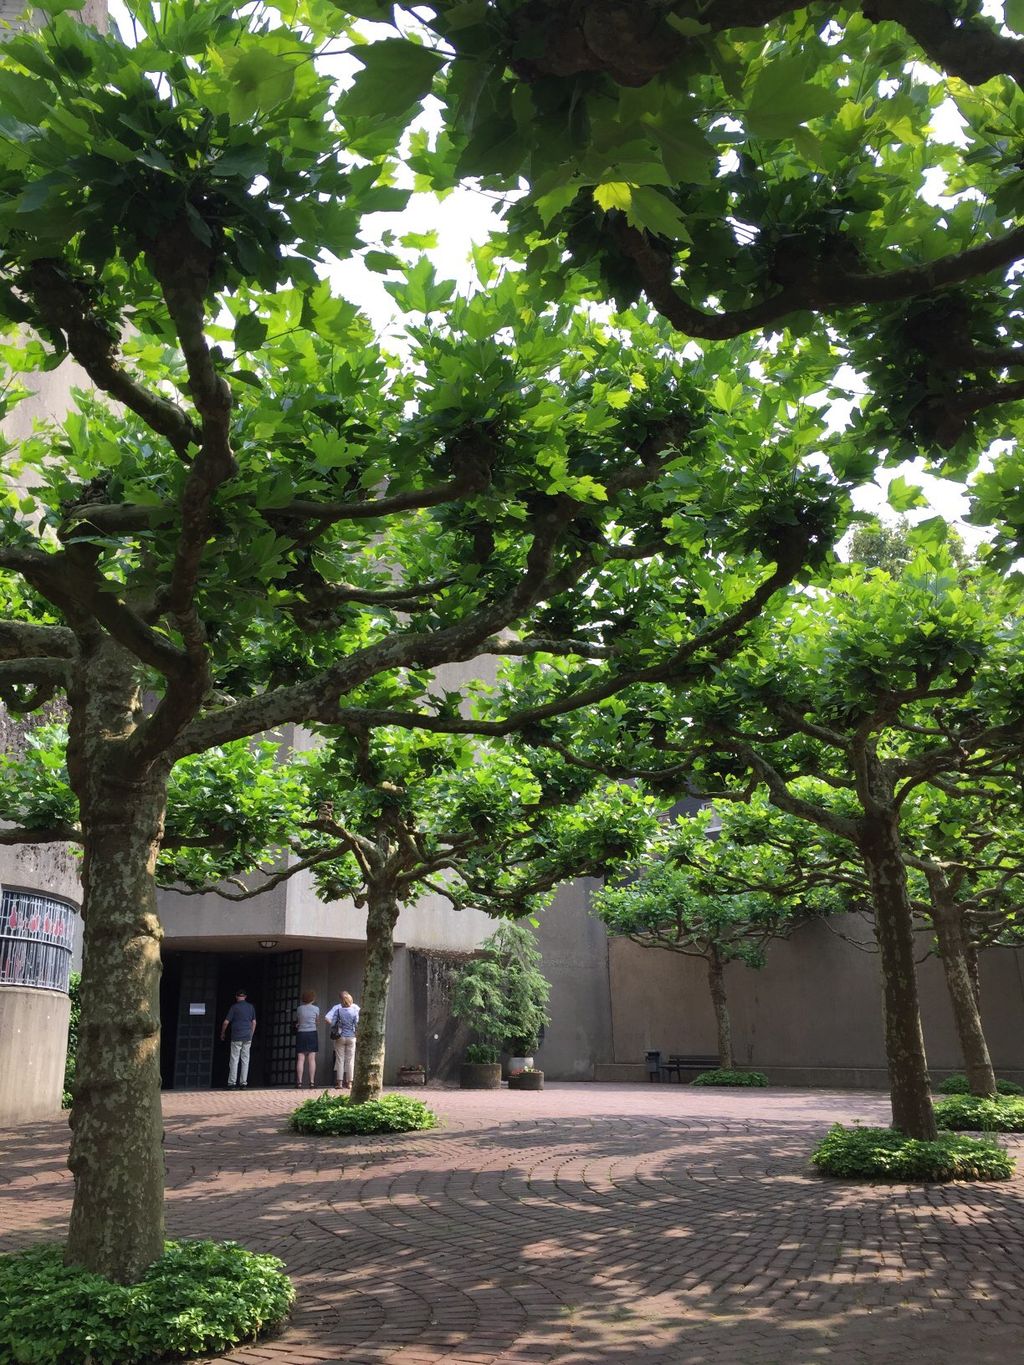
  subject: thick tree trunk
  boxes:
[350,884,400,1104]
[64,644,169,1282]
[707,947,734,1070]
[859,811,937,1139]
[928,878,996,1098]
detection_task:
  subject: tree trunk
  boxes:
[350,884,400,1104]
[928,876,997,1098]
[707,947,734,1071]
[965,938,982,1010]
[64,644,169,1282]
[859,811,937,1139]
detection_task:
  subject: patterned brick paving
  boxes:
[2,1084,1024,1364]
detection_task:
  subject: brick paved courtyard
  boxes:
[2,1084,1024,1364]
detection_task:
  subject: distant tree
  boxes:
[592,807,833,1070]
[467,556,1024,1138]
[167,727,658,1102]
[848,518,967,575]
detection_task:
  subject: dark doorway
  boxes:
[161,949,302,1089]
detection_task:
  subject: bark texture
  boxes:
[350,885,399,1104]
[64,643,168,1281]
[859,811,937,1139]
[707,947,734,1070]
[928,876,997,1098]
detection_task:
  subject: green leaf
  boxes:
[234,313,268,352]
[647,119,716,184]
[221,47,297,123]
[594,181,633,212]
[535,181,580,227]
[1008,0,1024,33]
[627,186,692,242]
[745,58,840,139]
[887,475,927,513]
[338,39,446,123]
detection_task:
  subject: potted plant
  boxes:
[508,1066,544,1092]
[505,1034,539,1075]
[396,1064,427,1086]
[460,1043,502,1090]
[452,924,551,1090]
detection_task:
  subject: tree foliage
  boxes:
[3,0,1024,1278]
[593,804,836,966]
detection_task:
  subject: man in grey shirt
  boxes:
[220,989,256,1088]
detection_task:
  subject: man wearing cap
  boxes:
[220,989,257,1088]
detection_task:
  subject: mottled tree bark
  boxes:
[707,946,734,1070]
[927,874,997,1098]
[64,642,168,1281]
[859,810,937,1139]
[965,938,982,1010]
[349,884,399,1105]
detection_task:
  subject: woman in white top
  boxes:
[325,991,360,1089]
[294,989,320,1089]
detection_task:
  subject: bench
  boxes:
[647,1052,718,1082]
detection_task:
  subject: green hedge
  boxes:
[936,1073,1023,1096]
[690,1069,769,1087]
[811,1123,1014,1181]
[289,1092,439,1136]
[933,1095,1024,1132]
[0,1240,293,1365]
[62,972,80,1110]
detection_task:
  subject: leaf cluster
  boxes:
[288,1092,439,1135]
[810,1124,1013,1182]
[61,970,80,1111]
[690,1069,768,1087]
[0,1240,293,1365]
[932,1095,1024,1132]
[937,1073,1023,1096]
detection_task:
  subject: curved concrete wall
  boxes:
[0,987,70,1124]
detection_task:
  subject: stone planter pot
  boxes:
[460,1062,502,1090]
[508,1071,544,1092]
[507,1055,534,1076]
[396,1069,426,1086]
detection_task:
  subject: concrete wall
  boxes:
[0,987,71,1122]
[534,879,614,1080]
[597,914,1024,1087]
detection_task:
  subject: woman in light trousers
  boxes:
[325,990,359,1088]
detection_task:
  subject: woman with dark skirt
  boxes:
[294,989,320,1089]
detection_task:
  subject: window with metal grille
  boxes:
[0,888,78,992]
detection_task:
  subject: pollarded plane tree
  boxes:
[170,727,658,1104]
[659,782,1021,1101]
[316,0,1024,481]
[591,805,838,1072]
[898,776,1024,1097]
[652,557,1024,1137]
[404,555,1024,1138]
[0,6,847,1279]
